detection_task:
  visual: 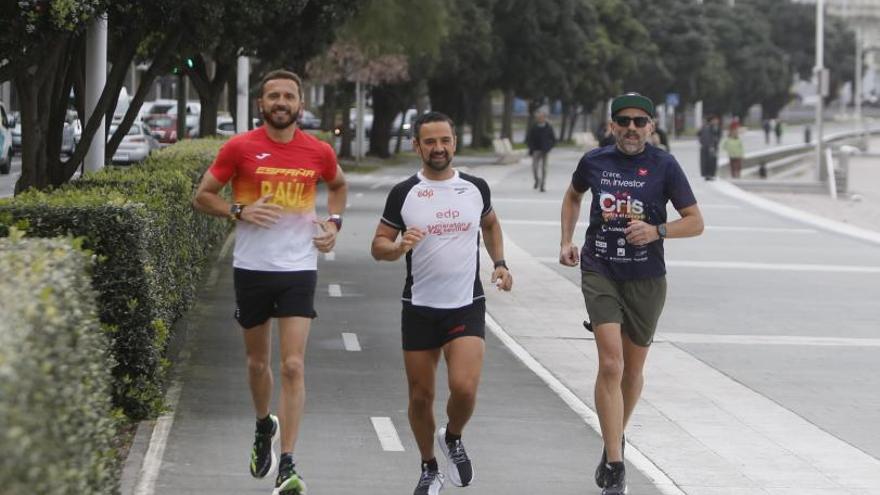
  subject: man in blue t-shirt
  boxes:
[559,93,704,495]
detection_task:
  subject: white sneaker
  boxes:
[413,462,444,495]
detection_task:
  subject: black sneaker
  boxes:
[413,462,444,495]
[249,414,279,478]
[273,460,307,495]
[601,461,626,495]
[436,426,473,487]
[594,434,625,488]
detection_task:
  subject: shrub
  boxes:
[0,139,229,419]
[0,233,117,494]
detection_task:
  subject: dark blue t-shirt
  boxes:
[571,144,696,281]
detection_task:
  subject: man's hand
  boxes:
[491,266,513,291]
[312,219,338,253]
[624,220,660,246]
[240,194,283,228]
[398,227,426,255]
[559,242,580,266]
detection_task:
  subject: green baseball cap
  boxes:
[611,92,655,117]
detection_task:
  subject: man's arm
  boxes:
[192,171,281,228]
[480,210,512,291]
[559,183,584,266]
[371,222,425,262]
[624,204,704,245]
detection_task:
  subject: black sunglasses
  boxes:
[613,116,651,128]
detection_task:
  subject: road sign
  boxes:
[666,93,680,108]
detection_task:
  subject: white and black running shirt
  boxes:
[381,170,492,309]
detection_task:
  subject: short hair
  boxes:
[413,111,456,140]
[259,69,303,100]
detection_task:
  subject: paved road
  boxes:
[0,155,20,197]
[124,121,880,495]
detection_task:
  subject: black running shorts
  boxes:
[401,299,486,351]
[233,268,317,329]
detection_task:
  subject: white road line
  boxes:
[342,332,362,351]
[667,260,880,273]
[133,355,187,495]
[534,257,879,274]
[485,315,685,495]
[325,251,336,261]
[711,178,880,246]
[370,417,405,452]
[659,332,880,347]
[328,284,342,297]
[206,233,235,287]
[502,219,815,233]
[356,192,364,198]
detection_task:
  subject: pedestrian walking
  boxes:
[698,115,721,180]
[774,119,784,144]
[371,111,513,495]
[722,126,745,178]
[193,69,348,495]
[559,93,704,495]
[763,119,772,144]
[526,108,557,192]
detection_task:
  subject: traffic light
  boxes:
[172,58,195,75]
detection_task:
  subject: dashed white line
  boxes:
[342,332,362,351]
[328,284,342,297]
[325,251,336,261]
[370,417,405,452]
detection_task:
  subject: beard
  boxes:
[616,131,646,155]
[424,152,452,172]
[262,105,298,130]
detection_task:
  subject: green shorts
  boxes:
[581,270,667,347]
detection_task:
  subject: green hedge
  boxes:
[0,234,117,495]
[0,139,229,419]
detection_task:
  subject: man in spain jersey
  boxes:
[371,112,513,495]
[194,69,347,495]
[560,93,703,495]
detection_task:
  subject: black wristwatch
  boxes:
[494,259,509,270]
[229,203,245,221]
[657,223,667,239]
[327,214,342,231]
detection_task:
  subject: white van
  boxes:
[0,102,12,175]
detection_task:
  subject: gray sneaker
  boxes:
[413,462,444,495]
[436,427,473,487]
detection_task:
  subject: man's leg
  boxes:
[531,153,541,189]
[593,323,625,463]
[277,316,312,453]
[443,336,485,436]
[404,348,443,460]
[539,152,548,191]
[620,332,650,429]
[242,321,274,419]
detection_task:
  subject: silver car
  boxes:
[108,122,159,165]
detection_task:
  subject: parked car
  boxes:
[144,115,196,146]
[11,121,21,155]
[108,122,159,164]
[0,102,12,174]
[217,115,236,137]
[298,110,321,130]
[334,107,373,137]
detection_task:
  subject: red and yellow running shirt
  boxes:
[208,127,337,271]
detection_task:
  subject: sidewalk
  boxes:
[751,137,880,235]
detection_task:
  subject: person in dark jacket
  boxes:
[526,109,557,192]
[698,115,721,180]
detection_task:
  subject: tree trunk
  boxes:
[188,55,233,138]
[560,102,570,143]
[501,89,514,140]
[427,80,465,143]
[368,85,397,159]
[338,84,353,159]
[470,91,491,149]
[320,84,336,132]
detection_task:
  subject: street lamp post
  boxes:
[814,0,826,181]
[855,24,864,141]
